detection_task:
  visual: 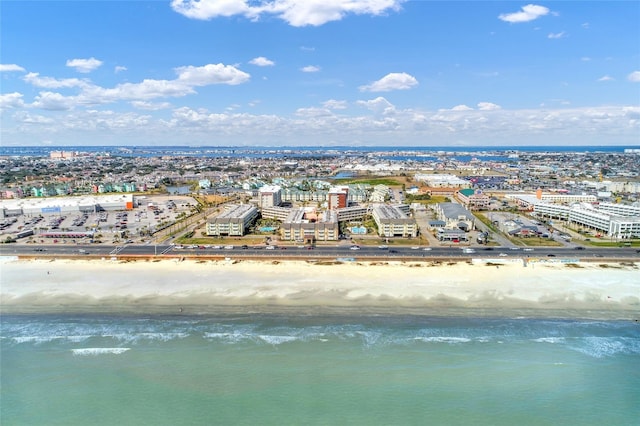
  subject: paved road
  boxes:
[3,243,639,261]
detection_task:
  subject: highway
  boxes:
[2,243,639,261]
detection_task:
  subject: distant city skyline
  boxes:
[1,1,639,147]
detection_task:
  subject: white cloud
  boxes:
[322,99,347,110]
[598,75,614,82]
[450,105,473,111]
[171,0,405,27]
[176,63,250,86]
[295,106,335,118]
[23,73,89,89]
[66,57,103,73]
[0,64,25,72]
[170,0,251,20]
[356,96,395,114]
[301,65,320,73]
[547,31,566,39]
[20,63,251,109]
[131,101,172,110]
[31,91,76,111]
[359,72,418,92]
[115,66,128,73]
[0,92,25,109]
[477,102,501,111]
[499,4,550,23]
[628,71,640,82]
[3,104,639,147]
[249,57,275,66]
[13,111,55,125]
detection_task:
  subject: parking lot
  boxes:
[1,195,197,244]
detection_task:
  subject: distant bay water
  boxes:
[1,145,637,159]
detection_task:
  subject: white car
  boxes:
[423,247,432,251]
[499,253,508,257]
[265,245,275,250]
[411,246,420,250]
[350,246,361,250]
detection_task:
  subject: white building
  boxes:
[281,208,339,242]
[533,202,640,239]
[258,185,282,208]
[371,205,417,238]
[206,204,259,236]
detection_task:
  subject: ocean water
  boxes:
[2,314,638,426]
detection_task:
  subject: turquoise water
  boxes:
[2,314,639,426]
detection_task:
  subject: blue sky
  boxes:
[1,0,639,147]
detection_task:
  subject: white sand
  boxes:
[1,257,639,318]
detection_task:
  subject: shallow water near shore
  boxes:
[2,313,639,425]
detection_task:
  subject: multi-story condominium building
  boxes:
[258,185,282,208]
[506,191,598,210]
[280,208,339,242]
[369,185,389,203]
[533,201,640,239]
[371,205,417,238]
[328,187,348,210]
[336,206,368,222]
[260,206,293,222]
[206,204,259,236]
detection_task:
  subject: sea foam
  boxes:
[71,347,130,356]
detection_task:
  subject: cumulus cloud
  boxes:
[499,4,550,23]
[301,65,320,73]
[450,105,473,111]
[0,64,25,72]
[249,56,275,66]
[0,92,25,109]
[23,73,89,89]
[359,72,418,92]
[19,63,251,109]
[176,63,250,86]
[477,102,501,111]
[66,57,103,73]
[171,0,404,27]
[356,96,395,113]
[628,71,640,82]
[31,91,76,111]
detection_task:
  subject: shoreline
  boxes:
[2,256,639,319]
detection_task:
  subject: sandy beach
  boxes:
[1,256,639,319]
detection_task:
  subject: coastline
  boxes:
[2,256,639,319]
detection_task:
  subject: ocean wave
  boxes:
[258,335,299,345]
[532,337,566,344]
[2,316,637,358]
[414,336,473,344]
[11,335,92,344]
[71,347,130,356]
[568,336,640,359]
[103,332,189,343]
